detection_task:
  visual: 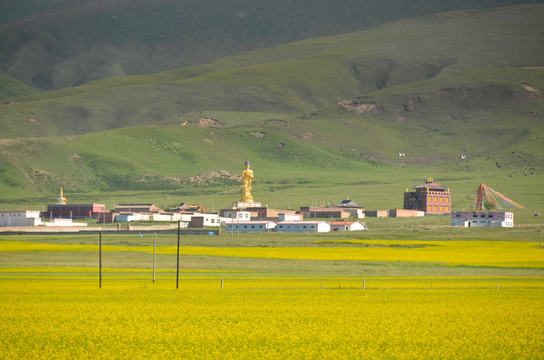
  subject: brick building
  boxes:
[299,206,350,219]
[403,178,451,215]
[46,203,106,219]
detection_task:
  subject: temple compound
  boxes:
[403,177,451,215]
[47,188,105,219]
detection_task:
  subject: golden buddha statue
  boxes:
[241,161,254,202]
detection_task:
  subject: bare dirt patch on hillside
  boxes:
[182,117,224,128]
[338,99,383,115]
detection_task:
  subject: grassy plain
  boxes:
[1,229,543,359]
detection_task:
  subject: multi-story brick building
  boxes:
[403,177,451,215]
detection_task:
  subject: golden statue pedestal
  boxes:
[232,201,262,209]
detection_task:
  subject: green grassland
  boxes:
[0,5,543,214]
[0,72,38,101]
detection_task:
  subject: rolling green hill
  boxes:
[0,5,543,213]
[0,72,38,101]
[2,5,543,139]
[1,0,541,90]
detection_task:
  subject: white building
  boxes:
[172,212,196,222]
[149,213,176,222]
[221,210,252,221]
[226,221,277,232]
[329,220,367,232]
[113,212,194,223]
[44,218,87,227]
[278,213,302,221]
[276,221,331,233]
[115,213,149,222]
[190,214,223,228]
[0,211,42,227]
[451,211,514,228]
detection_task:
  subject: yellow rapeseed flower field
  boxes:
[1,238,543,358]
[2,239,543,268]
[0,281,542,359]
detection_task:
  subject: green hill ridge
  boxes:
[1,0,541,90]
[0,5,543,212]
[2,5,543,138]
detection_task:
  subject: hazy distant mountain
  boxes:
[1,0,542,91]
[0,0,70,24]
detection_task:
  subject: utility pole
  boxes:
[536,212,542,249]
[153,232,157,283]
[99,231,102,289]
[176,220,180,289]
[538,219,542,249]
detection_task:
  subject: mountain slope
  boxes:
[0,72,38,101]
[1,67,542,199]
[1,5,543,139]
[0,0,70,25]
[1,0,541,90]
[0,5,542,205]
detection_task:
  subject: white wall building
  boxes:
[113,212,195,223]
[0,211,42,227]
[44,218,88,227]
[190,214,224,228]
[172,212,196,222]
[226,221,277,232]
[115,213,148,222]
[451,211,514,228]
[278,213,302,221]
[222,210,252,221]
[149,213,175,222]
[276,221,331,233]
[329,220,367,232]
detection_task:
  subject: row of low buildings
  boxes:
[0,211,88,227]
[0,208,367,233]
[0,206,515,230]
[0,178,516,229]
[226,219,367,233]
[36,178,452,221]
